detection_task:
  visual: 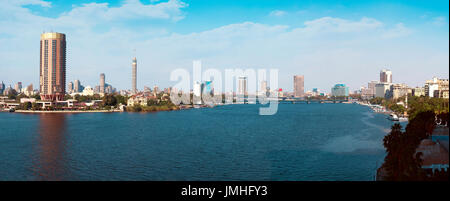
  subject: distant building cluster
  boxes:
[0,81,37,96]
[357,69,448,100]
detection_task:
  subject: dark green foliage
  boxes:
[64,94,72,100]
[7,89,18,100]
[115,94,127,105]
[381,111,447,181]
[102,94,117,107]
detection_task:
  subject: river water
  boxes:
[0,103,403,180]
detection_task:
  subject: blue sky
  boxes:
[0,0,448,92]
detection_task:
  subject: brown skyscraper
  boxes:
[294,75,304,97]
[380,69,392,83]
[40,32,66,101]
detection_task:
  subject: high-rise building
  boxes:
[375,83,391,98]
[106,85,113,94]
[260,80,267,95]
[100,73,105,93]
[68,81,73,94]
[39,32,66,101]
[15,82,22,93]
[132,57,137,94]
[74,79,80,92]
[0,81,5,94]
[24,84,34,96]
[388,83,411,100]
[380,69,392,83]
[238,76,247,95]
[331,84,349,97]
[368,80,378,94]
[204,80,213,95]
[293,75,304,97]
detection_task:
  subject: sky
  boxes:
[0,0,448,93]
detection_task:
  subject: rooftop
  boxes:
[416,139,449,167]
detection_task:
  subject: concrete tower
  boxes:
[100,73,105,93]
[294,75,304,97]
[68,81,73,93]
[132,57,137,94]
[238,76,247,95]
[74,79,80,92]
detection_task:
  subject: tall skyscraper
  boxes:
[40,32,66,101]
[15,82,22,92]
[74,79,80,92]
[100,73,105,93]
[0,81,5,94]
[132,57,137,94]
[238,76,247,95]
[380,69,392,83]
[294,75,304,97]
[68,81,73,93]
[260,80,267,93]
[24,84,34,96]
[368,81,378,93]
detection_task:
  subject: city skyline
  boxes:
[0,0,449,93]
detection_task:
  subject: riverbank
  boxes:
[15,109,121,113]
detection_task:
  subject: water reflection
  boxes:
[33,114,68,180]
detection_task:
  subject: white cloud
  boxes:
[301,17,383,33]
[12,0,52,7]
[432,16,447,26]
[381,23,412,39]
[58,0,188,24]
[0,1,447,93]
[269,10,287,17]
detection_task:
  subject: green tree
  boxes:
[31,94,41,100]
[15,93,28,102]
[369,97,384,105]
[23,102,32,110]
[31,102,40,110]
[381,111,439,181]
[7,89,18,100]
[147,99,158,106]
[102,94,117,107]
[64,94,72,100]
[390,104,405,115]
[115,95,127,105]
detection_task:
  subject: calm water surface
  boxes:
[0,104,403,181]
